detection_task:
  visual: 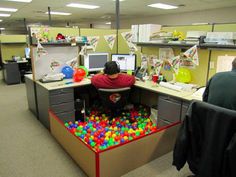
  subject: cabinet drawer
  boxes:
[51,101,74,113]
[50,92,74,105]
[56,111,75,123]
[158,96,181,123]
[50,88,73,95]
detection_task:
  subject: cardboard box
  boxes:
[49,111,180,177]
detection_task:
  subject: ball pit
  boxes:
[64,105,157,152]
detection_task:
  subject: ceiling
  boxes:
[1,0,236,29]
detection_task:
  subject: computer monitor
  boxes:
[111,54,136,71]
[84,53,109,72]
[25,47,30,58]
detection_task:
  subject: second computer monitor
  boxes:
[111,54,136,71]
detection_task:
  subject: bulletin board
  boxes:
[32,46,79,80]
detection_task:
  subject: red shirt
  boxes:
[91,73,135,89]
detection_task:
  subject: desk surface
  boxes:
[25,74,202,101]
[3,60,28,64]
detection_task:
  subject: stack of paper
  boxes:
[204,32,236,45]
[138,24,162,42]
[184,31,207,45]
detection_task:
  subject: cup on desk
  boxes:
[127,70,132,75]
[152,75,158,83]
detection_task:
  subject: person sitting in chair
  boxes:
[203,57,236,110]
[91,61,135,89]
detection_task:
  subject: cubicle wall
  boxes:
[118,29,142,67]
[0,35,27,61]
[28,23,236,86]
[140,25,213,86]
[32,46,79,80]
[80,28,117,55]
[207,24,236,78]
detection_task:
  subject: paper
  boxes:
[216,55,235,73]
[104,34,116,50]
[192,87,206,97]
[159,48,174,61]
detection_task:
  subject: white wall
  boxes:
[119,6,236,28]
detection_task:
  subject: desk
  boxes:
[2,60,31,84]
[25,76,202,129]
[25,77,202,176]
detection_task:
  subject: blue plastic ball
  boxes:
[61,66,74,79]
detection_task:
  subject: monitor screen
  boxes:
[111,54,136,71]
[25,47,30,58]
[84,53,109,72]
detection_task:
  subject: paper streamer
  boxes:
[87,36,100,51]
[79,45,88,56]
[127,42,138,55]
[155,60,163,75]
[183,45,199,66]
[169,55,181,73]
[66,57,78,69]
[36,41,47,58]
[104,34,116,50]
[121,31,133,43]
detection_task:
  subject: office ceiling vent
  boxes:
[34,10,45,14]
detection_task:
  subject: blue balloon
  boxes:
[61,66,74,79]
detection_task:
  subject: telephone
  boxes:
[135,67,146,80]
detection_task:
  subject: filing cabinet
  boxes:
[49,88,75,123]
[158,95,182,124]
[36,84,75,129]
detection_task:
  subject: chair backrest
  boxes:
[173,100,236,177]
[98,87,131,110]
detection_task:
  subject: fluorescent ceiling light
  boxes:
[148,3,178,9]
[45,11,71,16]
[67,3,100,9]
[0,13,11,17]
[106,22,111,25]
[0,7,18,12]
[112,0,126,1]
[0,20,2,22]
[0,28,5,30]
[6,0,32,2]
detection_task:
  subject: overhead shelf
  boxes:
[31,42,86,47]
[135,42,197,48]
[1,42,27,44]
[136,42,236,50]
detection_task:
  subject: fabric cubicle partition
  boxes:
[208,23,236,79]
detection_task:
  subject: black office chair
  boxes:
[97,87,131,119]
[173,100,236,177]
